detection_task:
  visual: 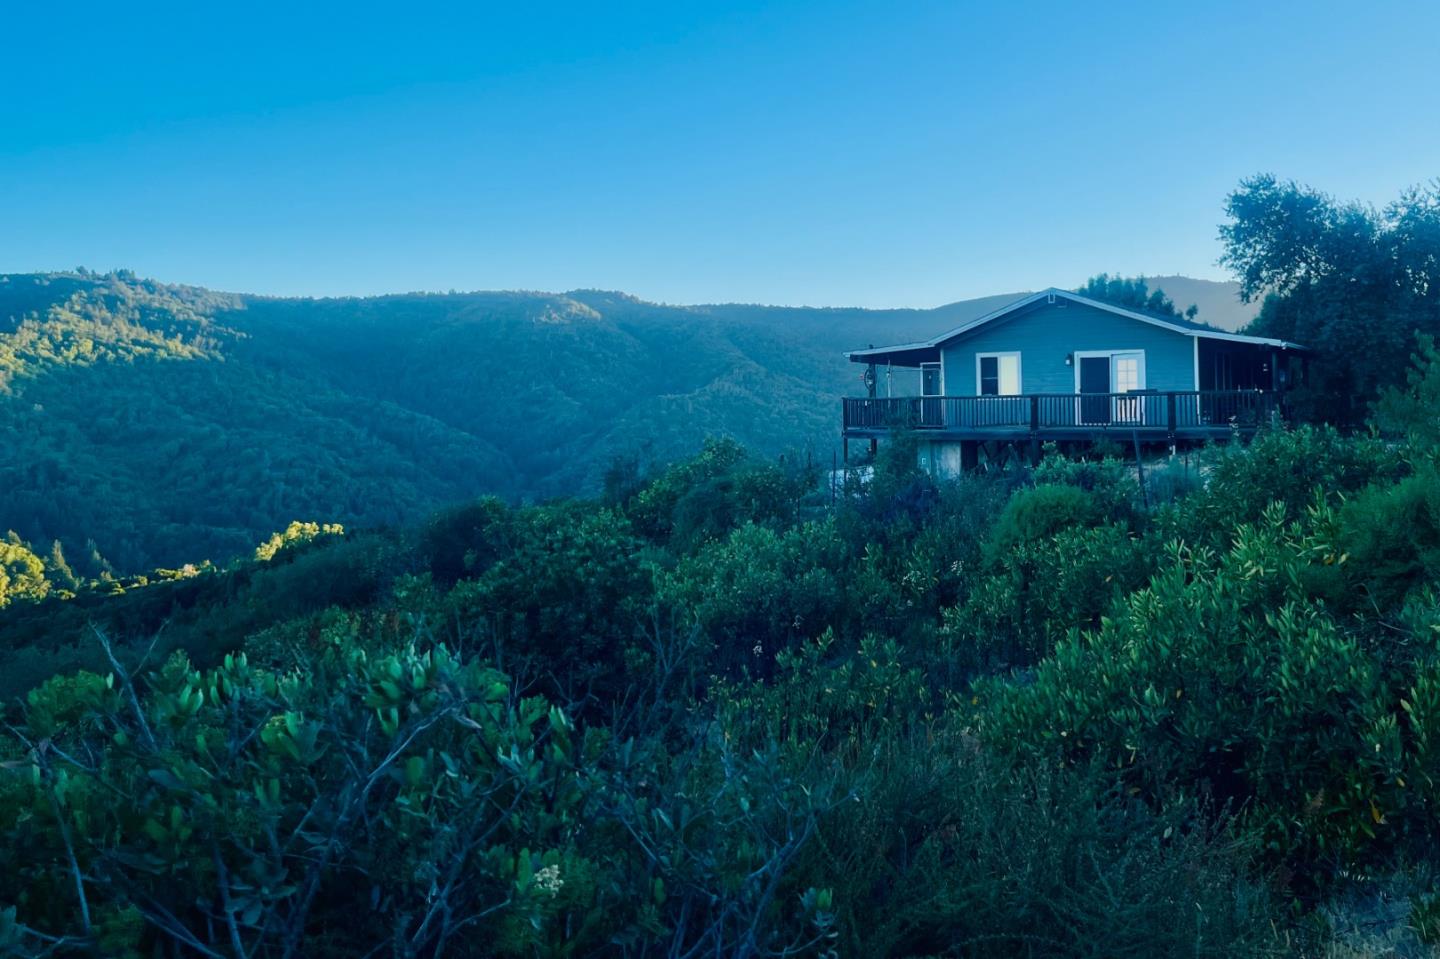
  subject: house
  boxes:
[841,287,1309,474]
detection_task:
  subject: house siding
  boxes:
[940,300,1197,395]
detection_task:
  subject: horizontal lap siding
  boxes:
[940,301,1196,395]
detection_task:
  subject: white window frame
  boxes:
[975,351,1022,396]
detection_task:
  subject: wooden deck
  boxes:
[842,390,1283,442]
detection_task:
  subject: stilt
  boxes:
[960,441,979,473]
[1132,430,1149,509]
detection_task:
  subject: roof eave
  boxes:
[1188,330,1311,352]
[843,286,1311,358]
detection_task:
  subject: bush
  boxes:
[446,502,650,704]
[658,520,848,675]
[0,637,619,958]
[982,501,1440,874]
[1340,465,1440,608]
[417,496,514,585]
[711,639,1280,957]
[624,438,747,542]
[842,471,1010,647]
[1158,426,1407,547]
[985,483,1105,561]
[945,522,1155,669]
[1032,448,1141,521]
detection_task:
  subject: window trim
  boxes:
[974,351,1022,396]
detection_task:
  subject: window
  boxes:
[1114,355,1140,392]
[977,353,1020,396]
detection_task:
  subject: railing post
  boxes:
[1166,392,1176,436]
[1029,394,1039,432]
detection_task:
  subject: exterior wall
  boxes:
[918,439,967,479]
[939,300,1197,395]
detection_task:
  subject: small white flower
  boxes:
[534,864,563,898]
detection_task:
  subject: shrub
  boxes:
[446,502,650,704]
[1032,448,1141,521]
[984,483,1105,561]
[624,438,748,542]
[1159,426,1406,547]
[417,496,514,585]
[1374,333,1440,451]
[658,520,848,675]
[0,638,619,958]
[1340,465,1440,608]
[711,638,1280,957]
[982,501,1440,874]
[945,522,1154,669]
[843,472,1010,646]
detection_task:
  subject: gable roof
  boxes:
[845,288,1308,362]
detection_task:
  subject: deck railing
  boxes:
[842,390,1282,435]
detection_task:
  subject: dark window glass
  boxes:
[979,356,999,395]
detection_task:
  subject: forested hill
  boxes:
[0,270,1247,571]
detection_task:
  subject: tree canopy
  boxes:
[1221,174,1440,421]
[1076,274,1200,321]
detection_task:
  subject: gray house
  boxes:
[842,288,1309,474]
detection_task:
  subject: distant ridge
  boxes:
[1134,276,1253,332]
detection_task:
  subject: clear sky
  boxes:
[2,1,1437,307]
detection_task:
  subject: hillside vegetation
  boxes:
[0,271,1255,574]
[3,401,1440,955]
[1,177,1438,956]
[0,271,1032,572]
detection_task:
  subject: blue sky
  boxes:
[2,1,1437,306]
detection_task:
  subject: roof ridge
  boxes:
[845,287,1306,361]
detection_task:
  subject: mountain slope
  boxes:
[1136,276,1253,331]
[0,271,1230,570]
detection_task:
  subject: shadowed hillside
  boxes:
[0,271,1234,570]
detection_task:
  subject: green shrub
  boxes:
[842,472,1010,647]
[982,501,1440,872]
[1159,426,1406,547]
[1032,448,1141,521]
[1340,465,1440,608]
[1375,334,1440,452]
[0,637,619,957]
[711,639,1280,957]
[945,522,1155,669]
[624,438,748,542]
[446,502,650,703]
[985,483,1105,560]
[658,519,847,674]
[417,496,514,585]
